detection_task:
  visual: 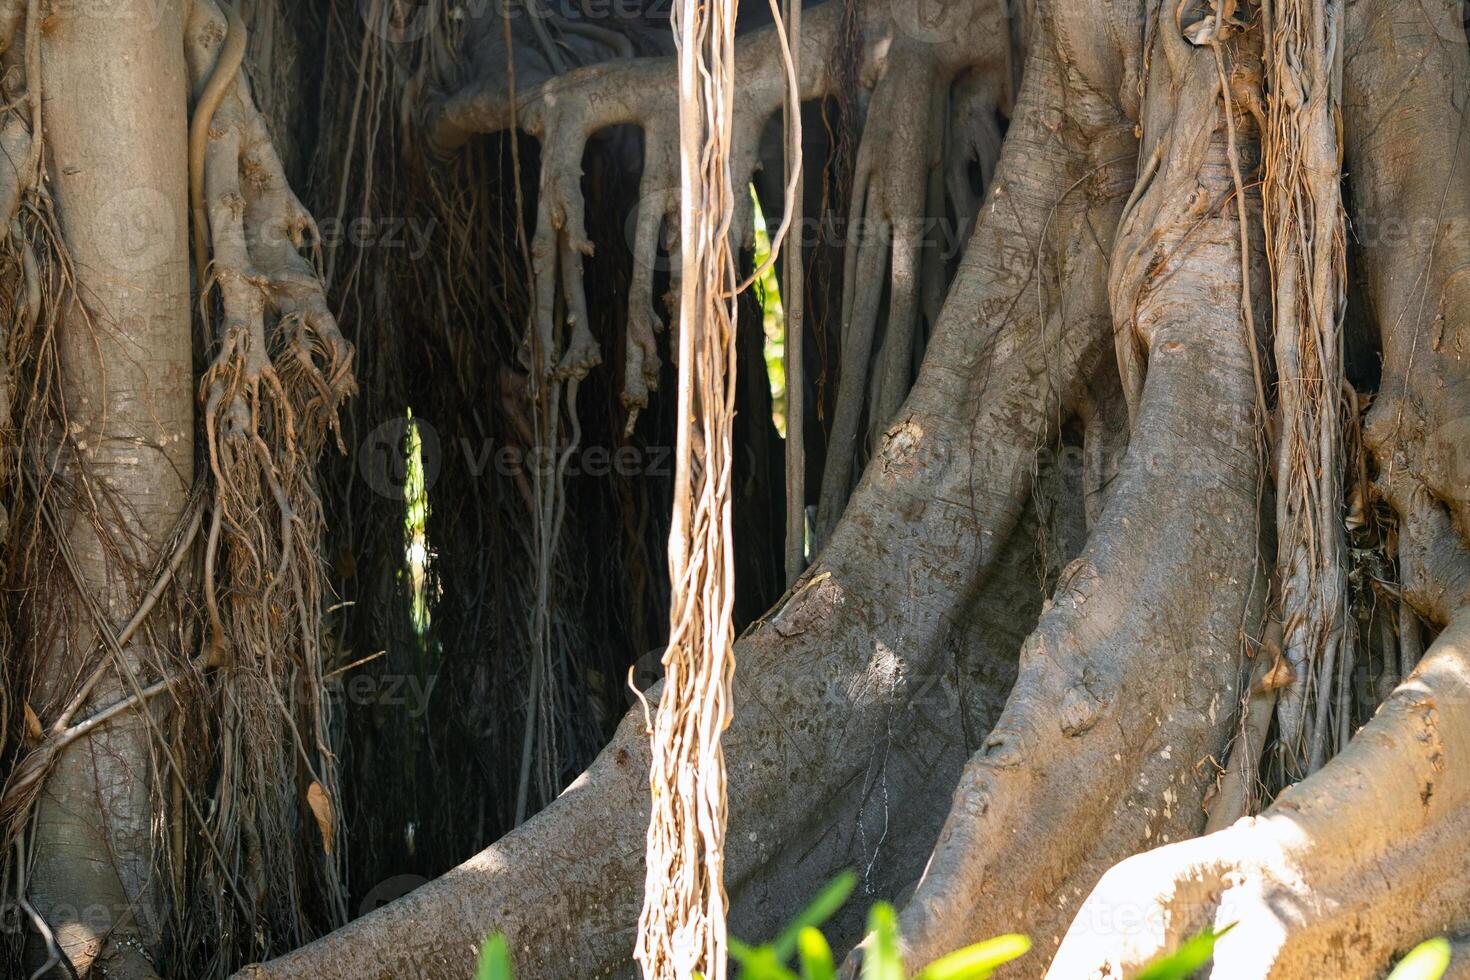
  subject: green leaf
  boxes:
[1135,923,1235,980]
[731,942,800,980]
[730,938,760,963]
[769,871,860,962]
[914,934,1031,980]
[797,927,838,980]
[1387,938,1453,980]
[475,933,513,980]
[862,902,905,980]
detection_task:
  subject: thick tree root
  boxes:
[16,2,193,977]
[247,2,1470,979]
[1343,0,1470,631]
[1046,3,1470,975]
[183,0,356,964]
[886,3,1271,968]
[1048,609,1470,978]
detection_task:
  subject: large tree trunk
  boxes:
[1052,0,1470,973]
[24,4,193,977]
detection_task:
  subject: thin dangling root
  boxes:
[190,0,246,284]
[1260,0,1349,778]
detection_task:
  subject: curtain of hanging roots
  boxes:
[634,0,739,970]
[1263,0,1349,779]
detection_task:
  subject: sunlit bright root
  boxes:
[1049,609,1470,979]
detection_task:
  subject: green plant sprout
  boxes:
[1387,937,1454,980]
[474,877,1454,979]
[474,870,1029,980]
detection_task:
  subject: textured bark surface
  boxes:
[1049,1,1470,975]
[25,4,193,977]
[893,0,1267,966]
[1050,609,1470,978]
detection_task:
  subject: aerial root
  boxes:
[184,0,356,963]
[815,50,944,546]
[620,129,676,434]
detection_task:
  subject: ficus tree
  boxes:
[1,0,1468,978]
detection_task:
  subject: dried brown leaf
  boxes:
[306,781,334,855]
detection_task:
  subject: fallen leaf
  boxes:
[306,781,334,855]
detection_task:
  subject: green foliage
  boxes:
[475,932,513,980]
[1127,929,1452,980]
[473,883,1458,980]
[1133,924,1235,980]
[914,935,1033,980]
[771,870,859,962]
[724,870,1027,980]
[1387,937,1453,980]
[401,413,432,636]
[476,871,1030,980]
[748,188,787,436]
[859,902,904,980]
[796,928,837,980]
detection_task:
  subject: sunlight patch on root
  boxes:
[1050,609,1470,979]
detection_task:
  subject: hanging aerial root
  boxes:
[426,0,1009,456]
[813,46,944,547]
[1260,0,1349,777]
[632,0,749,966]
[184,0,356,966]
